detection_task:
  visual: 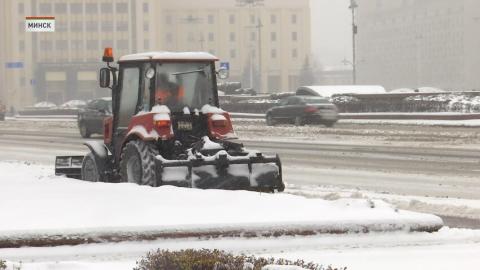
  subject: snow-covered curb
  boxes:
[0,162,443,247]
[286,184,480,221]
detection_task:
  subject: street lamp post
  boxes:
[349,0,358,85]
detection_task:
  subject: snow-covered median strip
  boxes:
[0,162,442,247]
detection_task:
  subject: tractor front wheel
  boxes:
[81,152,102,182]
[120,140,158,186]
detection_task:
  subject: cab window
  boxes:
[118,67,140,127]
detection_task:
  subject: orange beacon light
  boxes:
[102,47,114,63]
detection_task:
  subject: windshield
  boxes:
[155,62,214,112]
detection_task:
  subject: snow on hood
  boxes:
[151,105,171,114]
[201,104,225,114]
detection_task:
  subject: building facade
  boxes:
[356,0,480,91]
[159,0,311,93]
[0,0,310,109]
[1,0,160,108]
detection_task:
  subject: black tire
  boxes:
[81,152,102,182]
[79,121,91,138]
[120,140,159,186]
[266,114,276,126]
[294,116,305,126]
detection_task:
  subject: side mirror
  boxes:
[217,68,229,80]
[99,68,111,88]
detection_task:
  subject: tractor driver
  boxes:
[155,73,185,109]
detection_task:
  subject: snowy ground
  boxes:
[0,161,441,246]
[2,228,480,270]
[1,119,480,269]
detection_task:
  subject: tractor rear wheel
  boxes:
[81,152,102,182]
[120,140,159,186]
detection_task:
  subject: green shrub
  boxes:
[134,249,346,270]
[0,260,6,270]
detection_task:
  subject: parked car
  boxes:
[0,101,6,121]
[77,98,112,138]
[265,95,339,127]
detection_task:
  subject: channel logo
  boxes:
[25,16,55,32]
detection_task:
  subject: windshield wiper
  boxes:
[171,69,205,76]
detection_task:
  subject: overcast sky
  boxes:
[310,0,352,68]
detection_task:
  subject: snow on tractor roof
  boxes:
[119,51,219,62]
[297,85,387,97]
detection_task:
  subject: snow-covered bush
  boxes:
[0,260,6,270]
[134,249,344,270]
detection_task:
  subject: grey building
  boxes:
[356,0,480,91]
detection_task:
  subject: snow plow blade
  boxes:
[156,151,285,192]
[55,156,84,179]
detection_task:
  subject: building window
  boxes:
[56,21,67,32]
[143,2,149,13]
[86,40,98,50]
[101,40,114,48]
[40,40,53,51]
[292,48,298,58]
[117,21,129,31]
[250,32,256,41]
[71,21,83,32]
[86,3,97,13]
[229,32,236,42]
[55,3,67,13]
[86,21,98,31]
[271,49,277,59]
[166,33,173,43]
[39,3,52,14]
[229,14,235,24]
[208,32,215,42]
[116,2,128,13]
[19,40,25,52]
[271,32,277,42]
[292,32,298,41]
[166,15,172,24]
[117,40,129,50]
[250,15,255,24]
[144,39,150,50]
[143,22,149,31]
[18,3,24,13]
[292,14,297,24]
[71,40,83,50]
[187,32,195,42]
[230,49,236,59]
[101,2,113,13]
[208,15,214,24]
[56,40,68,50]
[71,3,83,14]
[101,21,113,32]
[270,14,277,24]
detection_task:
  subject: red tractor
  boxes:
[56,48,284,192]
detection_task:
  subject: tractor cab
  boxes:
[55,48,284,193]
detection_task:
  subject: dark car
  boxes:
[77,98,112,138]
[0,101,5,121]
[266,95,339,127]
